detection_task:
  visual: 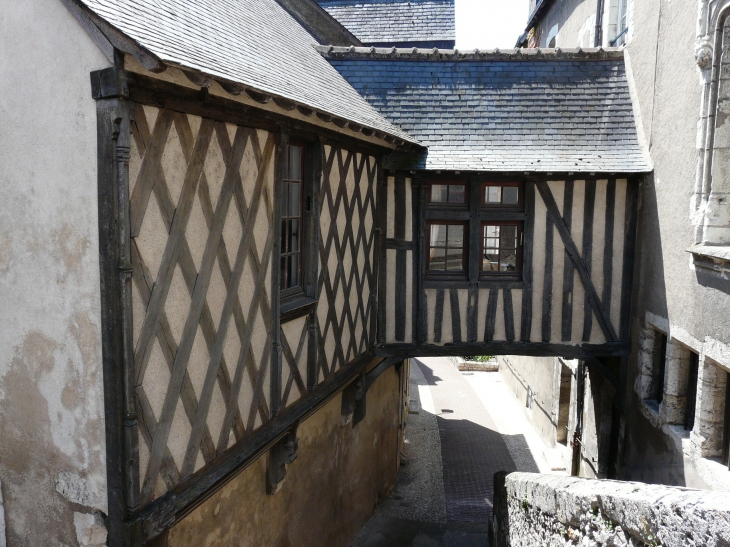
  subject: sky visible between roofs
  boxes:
[456,0,529,49]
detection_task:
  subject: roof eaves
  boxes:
[317,44,625,61]
[65,0,419,147]
[153,60,422,146]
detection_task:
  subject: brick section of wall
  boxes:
[494,473,730,547]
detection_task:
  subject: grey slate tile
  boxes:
[316,0,455,45]
[321,49,649,173]
[76,0,416,143]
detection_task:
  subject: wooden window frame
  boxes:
[422,178,529,287]
[479,220,524,279]
[280,140,320,322]
[427,181,469,209]
[425,220,469,280]
[280,141,304,298]
[481,181,524,210]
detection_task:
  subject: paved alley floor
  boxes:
[350,357,556,547]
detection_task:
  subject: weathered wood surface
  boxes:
[127,104,277,505]
[393,177,636,348]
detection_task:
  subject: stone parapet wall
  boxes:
[494,472,730,547]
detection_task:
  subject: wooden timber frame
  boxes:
[93,62,398,546]
[93,62,642,545]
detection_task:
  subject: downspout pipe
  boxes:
[594,0,604,47]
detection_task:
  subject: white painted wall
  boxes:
[0,0,112,544]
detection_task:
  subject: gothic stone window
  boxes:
[425,180,525,281]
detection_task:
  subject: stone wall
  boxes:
[494,472,730,547]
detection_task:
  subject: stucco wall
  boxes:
[621,0,730,489]
[538,0,598,48]
[498,356,561,449]
[532,0,730,490]
[0,0,111,545]
[168,365,402,547]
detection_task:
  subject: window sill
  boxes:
[281,296,318,323]
[423,278,525,289]
[688,244,730,275]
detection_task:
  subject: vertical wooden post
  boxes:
[376,162,388,346]
[467,177,481,343]
[307,141,322,391]
[93,66,139,546]
[412,178,427,345]
[520,180,535,342]
[271,132,287,416]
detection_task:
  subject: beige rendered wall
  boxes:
[498,356,562,448]
[0,0,112,545]
[524,0,730,488]
[168,365,402,547]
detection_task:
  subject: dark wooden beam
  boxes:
[376,160,388,345]
[96,96,135,547]
[386,238,414,250]
[376,342,629,359]
[91,68,401,157]
[582,180,596,341]
[519,182,535,341]
[561,180,575,341]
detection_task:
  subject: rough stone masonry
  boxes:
[496,473,730,546]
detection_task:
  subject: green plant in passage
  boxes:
[464,355,495,362]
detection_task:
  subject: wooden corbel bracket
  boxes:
[340,372,366,426]
[266,425,300,495]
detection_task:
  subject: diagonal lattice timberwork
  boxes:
[129,104,275,505]
[280,317,308,408]
[316,146,377,383]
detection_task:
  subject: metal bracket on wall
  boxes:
[266,424,300,495]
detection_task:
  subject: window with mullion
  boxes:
[280,143,303,294]
[482,181,523,208]
[426,221,467,274]
[429,181,468,207]
[481,221,523,276]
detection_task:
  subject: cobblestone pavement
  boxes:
[350,358,549,547]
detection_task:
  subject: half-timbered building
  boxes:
[0,0,653,546]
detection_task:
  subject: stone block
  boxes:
[503,472,730,547]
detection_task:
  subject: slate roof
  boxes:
[319,47,650,172]
[71,0,416,143]
[316,0,456,45]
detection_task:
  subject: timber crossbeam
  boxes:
[376,342,629,360]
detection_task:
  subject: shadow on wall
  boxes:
[622,173,690,486]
